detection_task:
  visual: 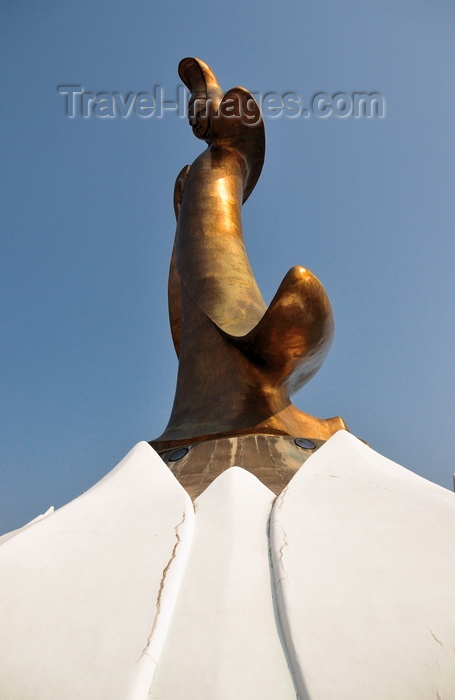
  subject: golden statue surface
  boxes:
[151,58,347,496]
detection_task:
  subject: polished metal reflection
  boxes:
[151,58,347,459]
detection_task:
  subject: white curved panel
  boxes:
[149,467,296,700]
[0,506,54,546]
[0,442,194,700]
[271,430,455,700]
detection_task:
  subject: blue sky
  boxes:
[1,0,455,533]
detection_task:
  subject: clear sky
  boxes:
[1,0,455,533]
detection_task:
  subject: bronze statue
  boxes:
[151,58,347,496]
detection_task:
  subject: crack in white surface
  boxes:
[274,521,288,587]
[138,510,186,661]
[273,485,290,587]
[267,514,301,700]
[425,628,447,700]
[428,626,445,650]
[276,484,289,510]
